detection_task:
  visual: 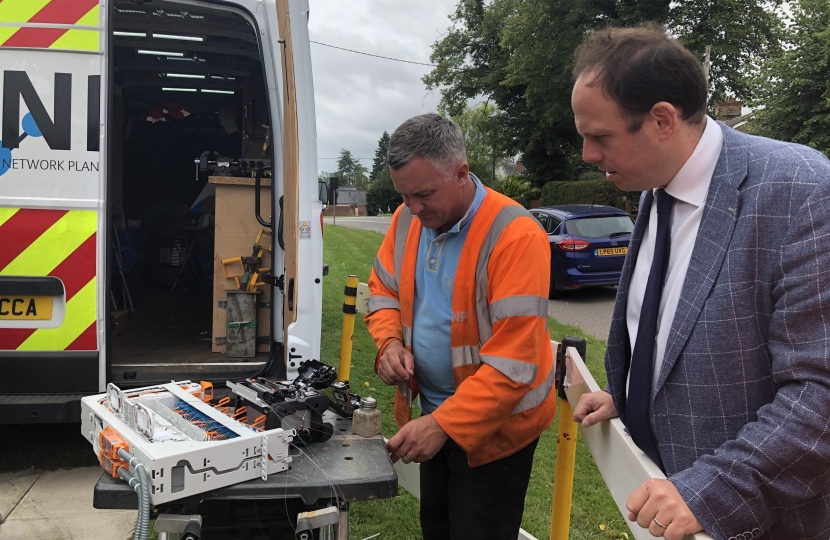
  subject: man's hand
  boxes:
[386,414,448,464]
[573,390,618,427]
[376,340,415,385]
[627,479,703,539]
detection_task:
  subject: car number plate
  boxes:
[0,296,53,320]
[596,247,628,256]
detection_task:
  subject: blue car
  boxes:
[529,205,635,298]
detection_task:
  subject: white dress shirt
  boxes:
[626,116,724,407]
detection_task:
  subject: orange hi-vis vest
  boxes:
[365,187,556,466]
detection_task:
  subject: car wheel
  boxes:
[548,279,564,299]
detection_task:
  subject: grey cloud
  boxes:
[308,0,455,169]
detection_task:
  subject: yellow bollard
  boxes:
[338,275,359,382]
[550,397,579,540]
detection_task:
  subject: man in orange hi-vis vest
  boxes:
[365,113,557,540]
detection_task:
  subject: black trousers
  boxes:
[419,437,539,540]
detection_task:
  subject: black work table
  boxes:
[93,415,397,510]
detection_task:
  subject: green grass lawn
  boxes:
[321,224,633,540]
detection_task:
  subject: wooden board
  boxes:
[563,347,713,540]
[209,176,272,187]
[211,183,272,354]
[276,0,299,335]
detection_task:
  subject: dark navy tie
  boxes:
[627,188,674,471]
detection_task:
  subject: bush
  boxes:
[540,179,640,210]
[499,175,530,198]
[577,171,606,182]
[519,188,543,209]
[365,169,402,216]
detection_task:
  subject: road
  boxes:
[323,216,390,234]
[547,286,617,340]
[327,216,617,339]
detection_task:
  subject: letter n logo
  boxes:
[3,71,71,150]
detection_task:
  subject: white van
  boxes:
[0,0,324,423]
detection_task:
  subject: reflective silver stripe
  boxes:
[451,345,481,368]
[474,205,532,343]
[368,295,400,312]
[489,295,548,324]
[481,354,538,385]
[402,324,413,347]
[394,207,414,286]
[512,365,555,414]
[372,256,398,293]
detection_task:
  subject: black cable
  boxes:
[310,40,437,67]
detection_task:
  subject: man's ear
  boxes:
[454,161,470,185]
[649,102,679,141]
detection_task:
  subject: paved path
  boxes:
[0,468,135,540]
[323,216,391,234]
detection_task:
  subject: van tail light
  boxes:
[320,213,324,237]
[555,239,591,251]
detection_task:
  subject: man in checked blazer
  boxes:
[571,26,830,540]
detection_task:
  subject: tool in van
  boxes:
[221,228,271,292]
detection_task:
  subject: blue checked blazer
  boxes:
[605,123,830,540]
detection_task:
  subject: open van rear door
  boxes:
[272,0,323,379]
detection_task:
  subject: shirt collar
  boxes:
[661,116,724,208]
[445,173,487,234]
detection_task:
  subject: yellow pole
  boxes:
[550,397,578,540]
[338,275,359,382]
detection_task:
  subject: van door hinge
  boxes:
[260,273,284,292]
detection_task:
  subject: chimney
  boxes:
[715,99,742,122]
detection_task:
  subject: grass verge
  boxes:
[321,224,632,540]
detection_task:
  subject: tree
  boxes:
[750,0,830,157]
[318,170,336,183]
[336,149,367,187]
[451,103,511,188]
[424,0,783,185]
[370,132,391,183]
[366,167,403,216]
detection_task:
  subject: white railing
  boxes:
[563,346,712,540]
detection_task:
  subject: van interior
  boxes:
[109,0,275,385]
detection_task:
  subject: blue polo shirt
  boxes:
[412,175,487,414]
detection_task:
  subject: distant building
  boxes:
[322,185,367,216]
[715,98,755,131]
[497,159,524,183]
[334,186,366,205]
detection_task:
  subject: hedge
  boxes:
[365,170,403,216]
[540,179,640,210]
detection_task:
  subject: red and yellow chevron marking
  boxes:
[0,0,100,52]
[0,208,98,351]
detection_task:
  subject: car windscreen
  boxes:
[565,215,634,239]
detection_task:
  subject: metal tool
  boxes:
[220,228,271,292]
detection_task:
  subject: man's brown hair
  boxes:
[573,25,707,132]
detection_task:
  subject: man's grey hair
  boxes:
[387,113,467,174]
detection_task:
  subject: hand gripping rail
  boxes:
[562,346,712,540]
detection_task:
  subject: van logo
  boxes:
[610,241,618,246]
[0,71,101,177]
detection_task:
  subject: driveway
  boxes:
[548,286,618,340]
[323,216,391,235]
